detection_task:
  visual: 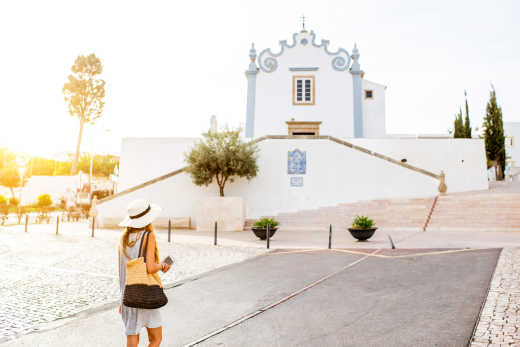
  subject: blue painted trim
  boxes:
[258,31,352,73]
[352,74,363,137]
[351,44,363,138]
[245,43,258,138]
[258,33,297,73]
[245,72,257,138]
[289,67,319,71]
[309,31,351,71]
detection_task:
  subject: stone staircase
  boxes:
[246,182,520,232]
[246,197,437,231]
[427,190,520,231]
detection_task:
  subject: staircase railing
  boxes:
[100,135,446,205]
[254,135,442,180]
[99,167,185,204]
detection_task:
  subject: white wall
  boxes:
[505,122,520,168]
[118,137,198,191]
[254,31,356,138]
[99,137,448,226]
[362,79,386,138]
[350,138,488,193]
[21,175,81,205]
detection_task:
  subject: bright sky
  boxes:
[1,0,518,157]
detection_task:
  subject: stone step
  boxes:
[427,191,520,230]
[252,197,435,230]
[248,188,520,231]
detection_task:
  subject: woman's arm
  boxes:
[145,232,169,274]
[118,248,122,314]
[118,247,121,282]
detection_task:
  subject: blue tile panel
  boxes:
[288,149,306,174]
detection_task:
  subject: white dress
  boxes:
[119,231,162,336]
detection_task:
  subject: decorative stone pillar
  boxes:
[351,44,363,138]
[245,43,258,138]
[438,171,447,195]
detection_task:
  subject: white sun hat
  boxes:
[118,199,162,228]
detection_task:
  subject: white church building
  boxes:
[97,28,488,230]
[245,29,385,139]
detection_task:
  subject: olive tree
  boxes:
[185,129,258,197]
[0,167,21,200]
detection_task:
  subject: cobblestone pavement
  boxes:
[0,223,264,342]
[471,248,520,346]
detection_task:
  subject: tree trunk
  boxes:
[9,187,15,201]
[497,164,504,180]
[71,120,85,175]
[219,185,225,197]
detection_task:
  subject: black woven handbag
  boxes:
[123,231,168,309]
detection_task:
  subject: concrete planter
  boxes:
[251,227,278,240]
[196,197,245,232]
[347,227,377,241]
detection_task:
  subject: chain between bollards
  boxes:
[24,214,28,233]
[168,219,172,243]
[214,221,217,246]
[328,224,332,249]
[266,224,270,249]
[91,216,96,238]
[56,216,59,235]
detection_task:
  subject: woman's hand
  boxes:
[119,304,122,314]
[161,262,171,273]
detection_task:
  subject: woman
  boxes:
[118,199,171,347]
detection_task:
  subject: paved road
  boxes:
[192,249,500,347]
[4,248,500,347]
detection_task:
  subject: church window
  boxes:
[365,90,373,99]
[293,76,315,105]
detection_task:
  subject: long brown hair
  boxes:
[119,224,160,263]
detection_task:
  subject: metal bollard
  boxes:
[91,216,95,238]
[25,214,28,233]
[388,235,396,249]
[266,224,270,249]
[168,219,172,243]
[56,216,59,235]
[214,221,217,246]
[328,224,332,249]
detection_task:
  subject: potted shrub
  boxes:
[37,194,53,223]
[251,217,279,240]
[348,216,377,241]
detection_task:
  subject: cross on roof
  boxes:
[301,15,306,30]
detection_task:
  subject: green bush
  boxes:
[9,197,19,206]
[253,217,279,229]
[352,216,374,229]
[37,194,53,208]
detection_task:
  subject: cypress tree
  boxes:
[463,90,472,138]
[453,108,464,138]
[482,85,506,180]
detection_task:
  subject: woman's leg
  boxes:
[146,326,162,347]
[127,334,139,347]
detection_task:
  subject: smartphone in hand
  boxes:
[163,256,174,266]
